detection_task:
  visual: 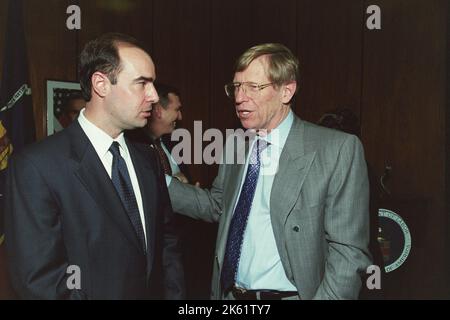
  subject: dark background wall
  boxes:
[0,0,448,299]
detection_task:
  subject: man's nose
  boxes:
[146,84,159,103]
[234,86,248,104]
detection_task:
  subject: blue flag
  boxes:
[0,0,36,241]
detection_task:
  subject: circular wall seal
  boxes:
[378,208,412,272]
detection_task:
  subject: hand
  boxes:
[173,172,189,184]
[194,182,201,188]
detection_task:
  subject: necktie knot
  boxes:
[109,141,121,158]
[249,139,270,165]
[255,139,269,155]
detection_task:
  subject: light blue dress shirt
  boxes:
[235,110,297,291]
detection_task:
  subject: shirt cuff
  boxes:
[165,174,172,187]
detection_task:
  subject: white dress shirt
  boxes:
[78,109,147,245]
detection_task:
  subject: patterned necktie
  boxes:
[220,139,269,293]
[154,139,173,175]
[109,141,147,253]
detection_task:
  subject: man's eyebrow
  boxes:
[133,76,154,83]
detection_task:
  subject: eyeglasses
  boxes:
[224,82,273,100]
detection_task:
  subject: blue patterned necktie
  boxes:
[109,141,147,254]
[221,139,269,293]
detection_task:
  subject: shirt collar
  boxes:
[78,108,128,159]
[257,109,294,150]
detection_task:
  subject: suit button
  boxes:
[293,225,300,232]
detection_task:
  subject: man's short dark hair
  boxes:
[78,33,144,102]
[154,83,180,108]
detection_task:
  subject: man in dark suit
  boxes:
[168,43,372,300]
[4,33,184,299]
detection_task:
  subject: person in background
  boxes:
[56,92,86,128]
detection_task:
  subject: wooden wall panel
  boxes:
[250,0,297,51]
[296,0,364,123]
[24,0,77,140]
[153,0,211,187]
[0,0,7,83]
[78,0,154,56]
[0,0,12,300]
[361,0,448,298]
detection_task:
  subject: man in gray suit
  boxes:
[167,43,372,300]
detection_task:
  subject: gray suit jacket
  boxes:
[169,115,372,299]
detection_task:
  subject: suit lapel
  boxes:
[270,118,315,232]
[126,141,158,276]
[67,123,143,252]
[216,159,246,264]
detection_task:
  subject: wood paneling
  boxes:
[0,0,7,83]
[251,0,297,50]
[296,0,365,122]
[77,0,154,54]
[24,0,77,140]
[153,0,211,187]
[361,0,448,298]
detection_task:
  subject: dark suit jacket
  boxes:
[4,122,184,299]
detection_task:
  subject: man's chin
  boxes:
[131,118,148,129]
[240,119,257,130]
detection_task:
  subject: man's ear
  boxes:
[91,72,110,98]
[281,81,297,104]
